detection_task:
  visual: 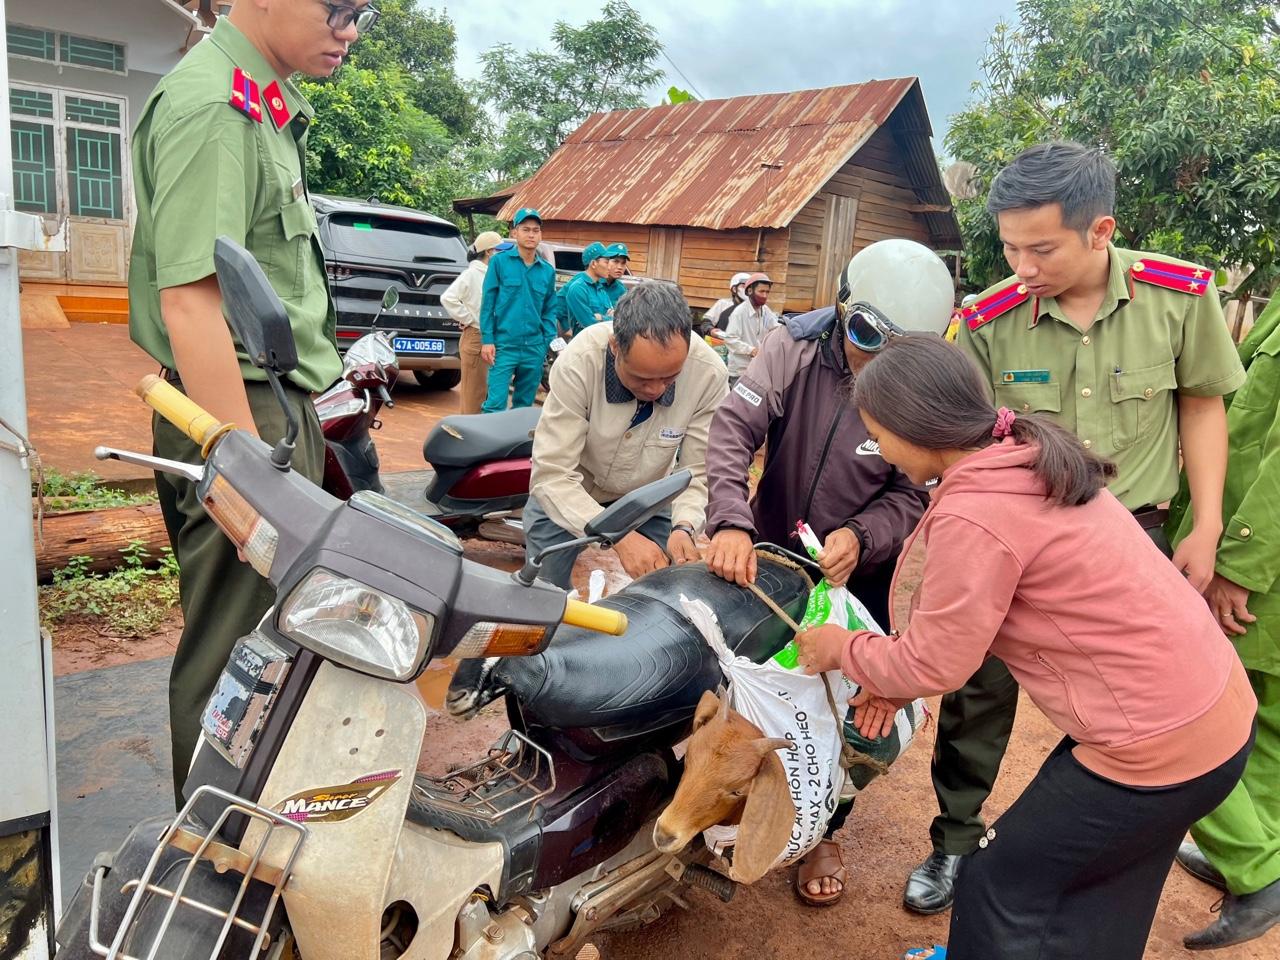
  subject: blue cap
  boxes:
[512,208,542,226]
[494,240,515,252]
[582,241,608,267]
[604,242,630,260]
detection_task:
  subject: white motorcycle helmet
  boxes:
[836,239,955,351]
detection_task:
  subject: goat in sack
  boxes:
[652,689,793,884]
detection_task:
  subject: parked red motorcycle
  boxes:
[317,286,534,544]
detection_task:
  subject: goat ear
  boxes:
[728,747,793,884]
[692,690,721,730]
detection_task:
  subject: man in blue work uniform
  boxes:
[557,241,614,337]
[479,208,558,412]
[602,242,630,307]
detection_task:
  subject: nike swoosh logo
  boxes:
[855,440,881,457]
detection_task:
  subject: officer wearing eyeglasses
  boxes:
[704,239,955,906]
[128,0,377,804]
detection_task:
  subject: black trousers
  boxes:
[948,731,1253,960]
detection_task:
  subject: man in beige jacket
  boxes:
[441,231,507,414]
[526,282,728,588]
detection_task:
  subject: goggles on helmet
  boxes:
[841,301,905,353]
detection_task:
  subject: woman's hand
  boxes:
[795,624,852,675]
[849,689,899,739]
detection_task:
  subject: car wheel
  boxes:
[413,369,462,390]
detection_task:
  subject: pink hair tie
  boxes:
[992,407,1017,439]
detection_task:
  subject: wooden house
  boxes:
[467,79,961,313]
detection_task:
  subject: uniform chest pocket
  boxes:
[992,381,1061,415]
[276,196,319,298]
[1109,359,1176,451]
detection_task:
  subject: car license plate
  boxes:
[393,336,446,354]
[201,633,292,769]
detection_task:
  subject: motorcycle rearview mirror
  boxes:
[515,470,693,587]
[370,285,399,331]
[214,236,300,471]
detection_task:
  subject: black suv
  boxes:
[314,194,469,389]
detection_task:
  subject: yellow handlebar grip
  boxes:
[135,375,235,457]
[562,598,628,636]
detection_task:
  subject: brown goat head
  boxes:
[652,689,793,884]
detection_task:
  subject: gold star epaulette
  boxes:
[1131,258,1212,297]
[229,67,263,124]
[962,280,1031,332]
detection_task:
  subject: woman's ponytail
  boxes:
[1005,413,1116,505]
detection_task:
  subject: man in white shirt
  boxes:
[704,271,751,330]
[525,282,728,588]
[722,273,780,383]
[441,231,508,414]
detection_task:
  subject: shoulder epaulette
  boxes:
[1131,258,1211,297]
[963,281,1031,331]
[229,67,263,124]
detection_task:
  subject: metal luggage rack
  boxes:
[412,729,555,822]
[90,784,307,960]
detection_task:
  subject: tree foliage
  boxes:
[946,0,1280,296]
[478,1,663,181]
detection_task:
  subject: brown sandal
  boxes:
[795,838,847,906]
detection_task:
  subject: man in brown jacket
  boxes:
[705,239,955,906]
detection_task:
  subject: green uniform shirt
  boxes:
[128,18,340,393]
[558,271,614,336]
[602,278,626,307]
[479,246,557,348]
[957,245,1246,510]
[1171,297,1280,672]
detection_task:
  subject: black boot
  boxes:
[1176,841,1227,892]
[1184,877,1280,950]
[904,852,963,915]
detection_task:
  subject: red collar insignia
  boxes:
[262,80,291,131]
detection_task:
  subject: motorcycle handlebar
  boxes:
[135,375,235,457]
[377,384,394,408]
[562,598,628,636]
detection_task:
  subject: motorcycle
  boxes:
[315,287,402,499]
[55,236,694,960]
[317,284,536,545]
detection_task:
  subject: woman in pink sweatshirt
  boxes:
[797,336,1255,960]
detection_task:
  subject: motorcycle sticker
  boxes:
[275,770,402,824]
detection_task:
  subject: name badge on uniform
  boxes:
[1001,369,1051,383]
[292,179,305,200]
[659,427,686,442]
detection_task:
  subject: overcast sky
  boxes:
[444,0,1022,151]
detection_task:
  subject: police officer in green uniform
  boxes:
[1169,294,1280,950]
[479,208,557,412]
[128,0,378,803]
[896,141,1246,915]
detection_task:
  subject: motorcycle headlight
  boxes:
[278,569,434,681]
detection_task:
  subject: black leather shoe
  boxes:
[1176,841,1228,892]
[1185,877,1280,950]
[904,852,963,915]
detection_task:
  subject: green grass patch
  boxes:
[41,540,180,639]
[37,469,156,512]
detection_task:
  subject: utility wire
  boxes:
[661,49,706,100]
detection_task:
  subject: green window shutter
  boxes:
[10,88,54,119]
[64,96,121,128]
[8,26,56,61]
[59,34,126,72]
[66,128,123,220]
[12,121,57,215]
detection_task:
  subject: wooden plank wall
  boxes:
[786,125,934,313]
[539,221,791,311]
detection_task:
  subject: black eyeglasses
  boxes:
[322,2,380,33]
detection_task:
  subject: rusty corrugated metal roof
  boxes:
[497,78,928,231]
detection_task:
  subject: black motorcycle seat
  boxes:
[423,407,541,468]
[490,559,809,754]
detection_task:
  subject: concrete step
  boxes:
[58,294,129,324]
